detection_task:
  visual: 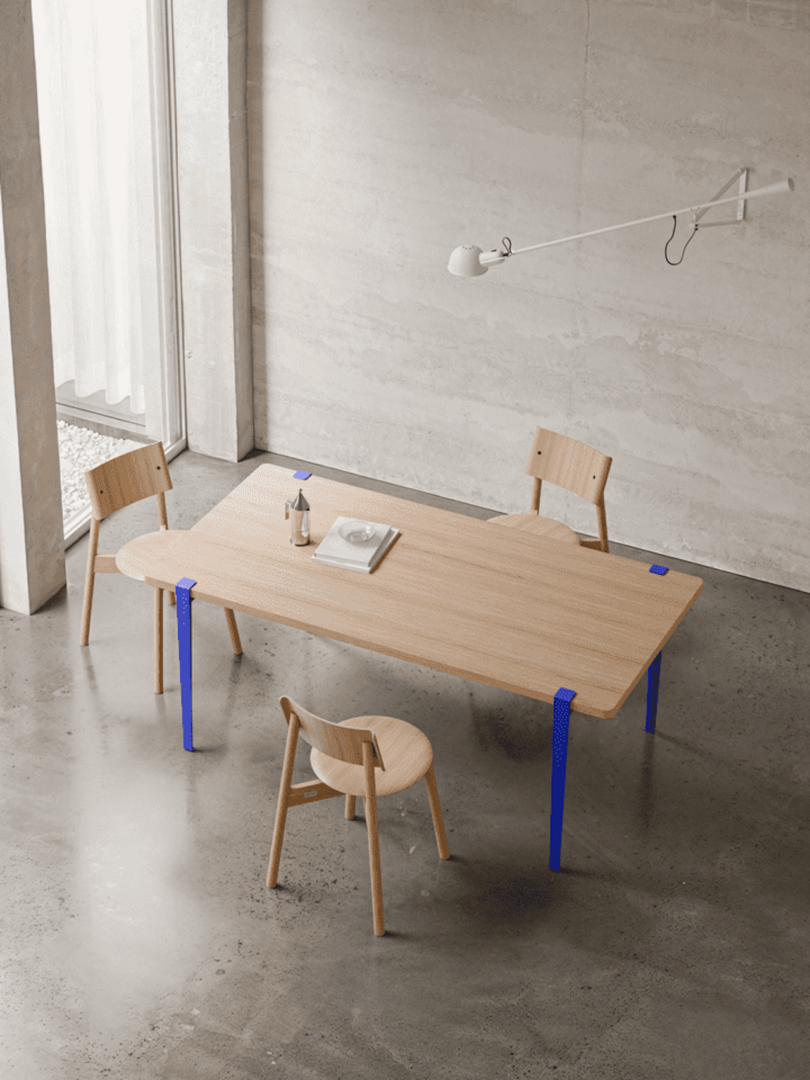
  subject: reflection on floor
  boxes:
[2,449,808,1079]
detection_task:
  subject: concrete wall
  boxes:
[174,0,254,461]
[247,0,809,591]
[0,0,65,615]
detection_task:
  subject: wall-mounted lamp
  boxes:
[448,170,795,276]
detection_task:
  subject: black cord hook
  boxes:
[501,237,513,258]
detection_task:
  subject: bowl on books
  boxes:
[339,520,376,544]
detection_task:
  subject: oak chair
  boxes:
[489,426,613,552]
[79,441,242,693]
[267,696,450,936]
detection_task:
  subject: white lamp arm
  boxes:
[505,178,794,259]
[450,177,794,276]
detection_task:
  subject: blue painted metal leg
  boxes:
[175,578,197,752]
[645,650,662,734]
[550,687,576,871]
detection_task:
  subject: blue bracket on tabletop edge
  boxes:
[175,577,197,752]
[549,687,577,871]
[645,565,667,734]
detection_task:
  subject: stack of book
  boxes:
[312,517,400,573]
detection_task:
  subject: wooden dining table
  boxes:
[116,464,703,869]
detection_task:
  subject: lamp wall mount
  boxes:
[690,167,747,229]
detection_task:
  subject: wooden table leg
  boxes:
[549,687,576,871]
[175,577,197,752]
[645,650,662,734]
[154,587,164,695]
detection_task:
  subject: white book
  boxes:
[313,516,400,573]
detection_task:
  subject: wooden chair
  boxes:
[267,696,450,936]
[79,441,242,692]
[489,426,612,552]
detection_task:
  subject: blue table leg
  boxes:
[645,650,662,734]
[550,687,576,871]
[175,577,197,752]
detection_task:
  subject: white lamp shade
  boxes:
[448,244,487,277]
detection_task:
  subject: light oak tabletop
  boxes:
[116,464,703,719]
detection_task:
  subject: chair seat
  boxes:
[488,513,581,546]
[310,716,433,797]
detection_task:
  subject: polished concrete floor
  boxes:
[2,449,809,1079]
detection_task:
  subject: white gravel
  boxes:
[58,420,145,521]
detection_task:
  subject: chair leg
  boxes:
[79,517,100,646]
[224,608,242,654]
[168,589,176,607]
[154,587,163,695]
[364,794,385,936]
[424,764,450,860]
[345,794,356,820]
[267,795,290,890]
[267,717,300,888]
[596,498,609,553]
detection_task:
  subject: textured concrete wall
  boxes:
[0,0,65,614]
[174,0,254,461]
[248,0,809,591]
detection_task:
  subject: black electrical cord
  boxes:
[664,215,698,265]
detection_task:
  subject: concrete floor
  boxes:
[2,449,809,1079]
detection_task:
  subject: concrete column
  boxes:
[173,0,254,462]
[0,0,65,615]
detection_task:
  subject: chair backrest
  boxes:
[84,441,172,521]
[524,426,611,506]
[280,696,385,770]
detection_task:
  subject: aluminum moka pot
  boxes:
[284,488,311,546]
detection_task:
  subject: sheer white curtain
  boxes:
[33,0,159,414]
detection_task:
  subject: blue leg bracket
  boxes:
[175,577,197,752]
[644,567,667,733]
[550,687,576,871]
[646,650,662,734]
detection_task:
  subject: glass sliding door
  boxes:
[32,0,185,546]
